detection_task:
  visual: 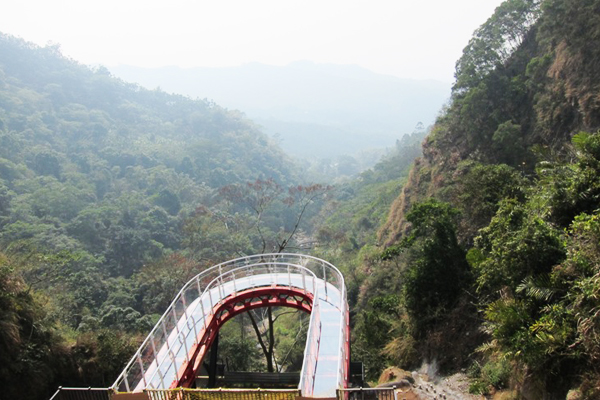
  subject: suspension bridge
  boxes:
[51,254,351,400]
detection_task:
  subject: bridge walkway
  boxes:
[111,254,349,398]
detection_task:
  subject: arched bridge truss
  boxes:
[112,254,349,398]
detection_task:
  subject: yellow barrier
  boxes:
[143,388,301,400]
[50,387,301,400]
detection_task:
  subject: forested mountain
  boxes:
[0,33,313,281]
[0,34,331,399]
[110,62,449,161]
[313,0,600,398]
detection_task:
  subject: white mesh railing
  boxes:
[298,297,321,395]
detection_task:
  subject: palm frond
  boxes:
[517,275,557,301]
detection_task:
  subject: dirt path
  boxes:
[378,367,484,400]
[401,372,483,400]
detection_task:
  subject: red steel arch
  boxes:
[175,286,314,388]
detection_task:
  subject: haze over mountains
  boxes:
[110,62,450,159]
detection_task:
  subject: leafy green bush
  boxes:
[469,379,490,395]
[401,199,470,335]
[481,358,511,389]
[468,358,511,394]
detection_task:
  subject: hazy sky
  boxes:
[2,0,504,82]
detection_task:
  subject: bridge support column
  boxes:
[207,332,219,388]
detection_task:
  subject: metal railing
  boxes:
[112,254,347,397]
[298,296,321,395]
[49,388,301,400]
[146,388,300,400]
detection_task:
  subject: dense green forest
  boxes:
[0,33,334,399]
[312,0,600,398]
[3,0,600,399]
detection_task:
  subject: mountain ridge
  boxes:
[109,62,450,158]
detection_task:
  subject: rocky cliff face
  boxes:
[379,0,600,247]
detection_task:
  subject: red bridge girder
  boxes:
[174,286,314,388]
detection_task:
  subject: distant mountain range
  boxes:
[110,61,451,159]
